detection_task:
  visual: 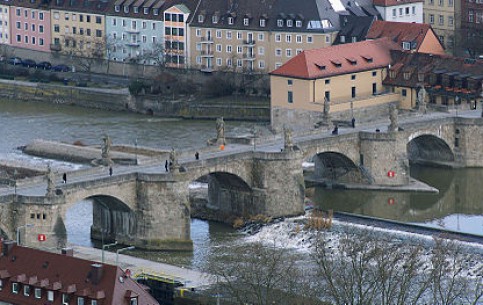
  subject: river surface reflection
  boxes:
[308,165,483,237]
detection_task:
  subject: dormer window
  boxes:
[24,285,30,296]
[115,5,120,12]
[259,19,266,27]
[153,9,159,15]
[390,70,397,79]
[212,15,218,23]
[143,7,149,14]
[418,73,425,82]
[330,60,342,68]
[198,15,204,22]
[12,283,19,294]
[287,20,293,27]
[130,297,138,305]
[296,20,302,27]
[340,36,345,43]
[123,5,129,13]
[403,72,411,80]
[243,17,249,26]
[133,7,138,13]
[402,42,411,50]
[228,17,234,25]
[362,55,373,63]
[277,19,283,27]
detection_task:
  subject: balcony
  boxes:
[200,50,214,57]
[200,36,214,43]
[50,43,62,51]
[125,28,140,34]
[242,39,256,46]
[126,41,140,47]
[242,53,256,61]
[200,65,214,72]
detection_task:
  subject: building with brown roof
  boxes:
[269,38,401,131]
[383,50,483,109]
[0,241,159,305]
[366,20,445,55]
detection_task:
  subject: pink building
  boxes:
[10,0,51,52]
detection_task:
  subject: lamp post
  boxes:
[101,241,117,263]
[116,246,135,266]
[16,224,34,245]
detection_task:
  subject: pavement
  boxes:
[71,245,217,289]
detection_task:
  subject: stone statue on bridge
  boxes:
[388,104,399,132]
[169,147,180,173]
[322,97,332,126]
[216,117,225,145]
[46,163,55,196]
[100,134,113,166]
[417,85,427,114]
[283,126,294,151]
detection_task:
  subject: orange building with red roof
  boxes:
[269,38,401,131]
[0,241,159,305]
[366,20,445,55]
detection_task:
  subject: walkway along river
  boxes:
[0,98,482,270]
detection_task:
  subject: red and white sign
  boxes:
[388,198,396,205]
[37,234,46,242]
[387,170,396,178]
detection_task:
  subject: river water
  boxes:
[1,99,482,270]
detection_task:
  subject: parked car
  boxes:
[7,57,22,65]
[51,64,70,72]
[22,59,36,68]
[36,61,52,70]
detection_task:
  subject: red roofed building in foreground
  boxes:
[366,20,445,55]
[0,241,159,305]
[269,38,401,131]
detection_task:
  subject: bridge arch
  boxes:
[190,171,255,221]
[407,134,454,166]
[313,151,371,184]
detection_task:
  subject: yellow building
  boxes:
[50,0,109,58]
[269,38,401,131]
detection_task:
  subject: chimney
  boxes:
[61,248,74,256]
[89,263,103,285]
[2,241,16,256]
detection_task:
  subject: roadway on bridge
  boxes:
[1,108,480,198]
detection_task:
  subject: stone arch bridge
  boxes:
[1,116,481,250]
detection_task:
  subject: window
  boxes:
[307,36,313,43]
[39,12,44,20]
[258,60,265,69]
[152,23,156,30]
[372,71,377,77]
[228,17,234,25]
[402,42,411,50]
[468,10,474,22]
[96,30,102,37]
[91,300,97,305]
[226,31,232,39]
[226,45,232,53]
[243,18,249,26]
[16,8,20,16]
[448,0,453,5]
[24,22,28,30]
[87,29,91,36]
[62,294,70,305]
[286,49,292,57]
[412,6,416,14]
[325,79,330,84]
[286,35,291,43]
[24,36,28,43]
[237,31,242,40]
[16,35,21,42]
[288,79,293,85]
[115,5,120,12]
[351,86,356,98]
[402,89,407,96]
[275,34,281,42]
[351,75,356,80]
[325,91,330,101]
[16,21,20,29]
[392,8,397,17]
[212,15,218,23]
[439,0,443,5]
[287,20,293,27]
[448,16,454,26]
[429,14,434,24]
[96,16,102,24]
[80,14,84,22]
[198,15,204,23]
[226,58,232,66]
[31,37,36,45]
[275,48,282,56]
[78,297,85,305]
[296,35,302,43]
[439,15,444,25]
[47,291,54,301]
[216,58,222,66]
[259,19,266,27]
[258,46,264,55]
[296,20,302,27]
[32,11,36,19]
[237,45,242,53]
[12,283,19,294]
[134,6,138,13]
[405,7,409,15]
[216,30,222,38]
[124,5,129,13]
[216,44,222,52]
[340,35,345,43]
[144,7,149,14]
[288,91,293,103]
[0,279,3,290]
[277,19,283,27]
[237,59,242,67]
[86,15,91,22]
[130,297,138,305]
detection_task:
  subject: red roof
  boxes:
[373,0,423,7]
[0,243,159,305]
[270,38,401,79]
[366,20,433,51]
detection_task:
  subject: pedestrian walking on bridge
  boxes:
[62,173,67,184]
[109,167,113,176]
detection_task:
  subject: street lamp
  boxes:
[101,241,117,263]
[116,246,135,266]
[16,224,34,245]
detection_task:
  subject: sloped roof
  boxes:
[270,37,401,79]
[0,243,159,305]
[366,20,433,51]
